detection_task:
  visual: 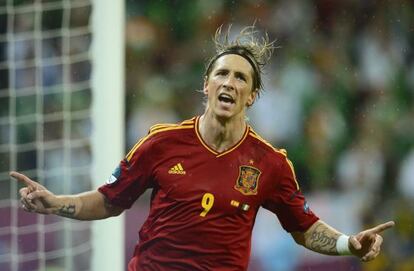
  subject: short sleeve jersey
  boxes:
[98,117,319,271]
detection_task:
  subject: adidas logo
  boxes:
[168,163,186,175]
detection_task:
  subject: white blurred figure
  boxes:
[397,148,414,200]
[249,61,318,145]
[252,209,301,271]
[334,109,387,245]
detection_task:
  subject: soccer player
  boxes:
[11,26,394,270]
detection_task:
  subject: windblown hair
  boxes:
[204,25,275,97]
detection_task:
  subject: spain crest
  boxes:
[234,166,261,195]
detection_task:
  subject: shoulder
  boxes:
[248,127,299,189]
[147,117,196,138]
[126,117,196,161]
[247,127,288,160]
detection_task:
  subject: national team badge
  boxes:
[234,166,261,195]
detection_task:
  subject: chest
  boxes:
[151,145,272,216]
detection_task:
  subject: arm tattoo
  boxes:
[58,204,76,217]
[308,223,338,255]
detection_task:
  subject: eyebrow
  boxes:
[215,68,249,79]
[235,71,247,79]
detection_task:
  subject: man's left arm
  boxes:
[291,220,395,261]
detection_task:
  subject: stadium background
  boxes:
[0,0,412,270]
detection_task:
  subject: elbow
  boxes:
[291,231,306,247]
[101,194,124,217]
[104,202,124,218]
[109,207,124,217]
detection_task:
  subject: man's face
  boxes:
[203,54,256,120]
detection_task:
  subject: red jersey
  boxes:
[98,116,318,271]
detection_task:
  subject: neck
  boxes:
[198,112,247,152]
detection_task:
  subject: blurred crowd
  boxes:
[124,1,414,271]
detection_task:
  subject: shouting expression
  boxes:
[204,54,257,120]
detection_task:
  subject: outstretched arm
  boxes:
[291,219,395,261]
[10,171,123,220]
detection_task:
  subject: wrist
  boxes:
[336,234,352,255]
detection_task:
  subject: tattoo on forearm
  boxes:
[308,224,338,254]
[58,204,76,217]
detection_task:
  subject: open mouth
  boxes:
[218,93,235,104]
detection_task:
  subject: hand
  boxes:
[349,221,395,261]
[10,171,58,215]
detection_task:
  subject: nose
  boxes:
[223,75,235,90]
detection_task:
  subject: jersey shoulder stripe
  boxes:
[126,118,195,161]
[248,128,287,157]
[248,128,299,190]
[149,118,195,133]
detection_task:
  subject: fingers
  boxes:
[356,222,392,261]
[348,221,394,261]
[20,197,36,212]
[10,171,37,187]
[20,189,41,213]
[361,234,383,261]
[369,221,395,234]
[27,190,49,202]
[19,188,51,214]
[19,187,30,198]
[349,235,362,250]
[19,187,37,212]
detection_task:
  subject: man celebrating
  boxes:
[12,25,394,270]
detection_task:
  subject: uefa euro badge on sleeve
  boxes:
[303,201,311,214]
[234,166,261,195]
[107,165,121,185]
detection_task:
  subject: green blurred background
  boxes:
[123,1,414,271]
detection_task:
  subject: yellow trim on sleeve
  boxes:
[125,137,146,161]
[248,131,287,157]
[126,122,194,161]
[149,119,195,133]
[285,158,300,190]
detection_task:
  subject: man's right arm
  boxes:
[11,171,124,220]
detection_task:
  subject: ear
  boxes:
[246,89,258,107]
[203,76,209,95]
